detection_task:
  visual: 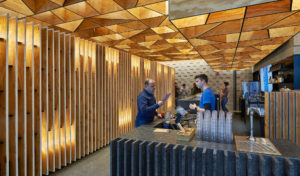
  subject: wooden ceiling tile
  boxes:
[237,40,264,47]
[136,0,165,7]
[87,0,123,14]
[246,0,290,18]
[128,7,163,19]
[91,35,112,42]
[119,21,148,30]
[226,33,240,42]
[159,17,172,26]
[189,39,220,46]
[0,0,33,15]
[269,11,300,28]
[292,0,300,10]
[171,14,208,29]
[140,15,167,27]
[23,0,60,13]
[243,12,294,32]
[49,0,65,6]
[236,47,259,52]
[153,39,168,45]
[195,44,218,51]
[253,44,281,50]
[269,25,300,38]
[166,38,187,43]
[207,7,245,24]
[95,10,137,20]
[94,27,115,36]
[255,36,290,46]
[159,32,178,39]
[213,42,237,49]
[24,17,51,26]
[138,41,156,48]
[87,18,132,26]
[76,19,100,31]
[180,23,220,39]
[105,24,134,33]
[145,34,163,41]
[104,33,125,40]
[151,26,174,34]
[63,0,85,6]
[0,6,25,18]
[114,0,138,9]
[65,1,99,17]
[239,30,269,41]
[120,29,144,38]
[199,50,221,56]
[145,1,168,15]
[32,11,63,25]
[201,19,243,37]
[72,28,95,38]
[117,39,135,45]
[52,7,82,22]
[56,19,83,32]
[114,44,130,49]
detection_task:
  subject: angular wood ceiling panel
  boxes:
[50,0,65,6]
[245,0,290,18]
[201,19,243,37]
[151,26,174,34]
[0,0,34,15]
[51,7,82,22]
[95,10,137,20]
[87,0,123,14]
[145,1,168,15]
[65,1,99,17]
[32,11,63,24]
[0,6,26,18]
[269,26,300,38]
[140,15,167,27]
[105,24,134,33]
[136,0,165,7]
[113,0,137,9]
[76,19,100,31]
[292,0,300,11]
[239,30,269,41]
[180,23,220,39]
[119,21,148,30]
[171,14,208,29]
[23,0,60,14]
[56,19,83,32]
[269,11,300,28]
[207,7,245,24]
[128,7,163,19]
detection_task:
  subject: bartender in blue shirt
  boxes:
[189,74,215,111]
[135,78,170,127]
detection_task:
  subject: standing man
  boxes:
[135,78,170,127]
[189,74,215,111]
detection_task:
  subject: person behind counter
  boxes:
[191,82,202,95]
[135,78,171,127]
[220,82,229,112]
[189,74,215,112]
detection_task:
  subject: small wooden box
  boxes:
[177,128,195,141]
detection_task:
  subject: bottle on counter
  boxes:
[203,110,211,141]
[211,110,218,142]
[225,112,233,144]
[218,111,225,143]
[196,111,203,140]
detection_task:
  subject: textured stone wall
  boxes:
[160,60,253,111]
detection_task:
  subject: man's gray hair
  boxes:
[144,78,155,86]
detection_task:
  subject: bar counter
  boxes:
[111,119,300,176]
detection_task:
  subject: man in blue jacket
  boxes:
[135,79,170,127]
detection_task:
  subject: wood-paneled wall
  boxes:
[0,15,175,176]
[265,91,300,146]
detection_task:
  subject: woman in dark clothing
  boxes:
[220,82,229,112]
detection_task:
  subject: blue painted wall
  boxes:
[295,55,300,90]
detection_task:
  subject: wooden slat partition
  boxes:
[265,91,300,146]
[0,15,175,175]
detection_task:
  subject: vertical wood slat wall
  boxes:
[0,15,175,176]
[265,91,300,146]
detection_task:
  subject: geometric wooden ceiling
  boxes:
[1,0,300,70]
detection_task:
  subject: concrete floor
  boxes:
[50,113,261,176]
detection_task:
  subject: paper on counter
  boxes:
[153,128,170,133]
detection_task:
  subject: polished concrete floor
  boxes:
[51,113,261,176]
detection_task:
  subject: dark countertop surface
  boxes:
[120,119,300,159]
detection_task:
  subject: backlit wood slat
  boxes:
[0,15,175,175]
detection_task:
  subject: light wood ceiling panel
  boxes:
[105,24,134,33]
[245,0,290,18]
[55,19,83,32]
[94,27,116,36]
[22,0,60,14]
[0,0,34,15]
[32,11,63,24]
[120,29,144,38]
[171,14,208,29]
[140,15,167,27]
[239,30,269,41]
[49,0,65,6]
[207,7,245,24]
[86,0,123,14]
[151,26,174,34]
[269,26,300,38]
[180,23,220,39]
[119,20,148,30]
[128,7,163,19]
[269,11,300,28]
[51,7,82,22]
[114,0,138,9]
[0,7,26,18]
[201,19,243,37]
[145,1,168,15]
[65,1,99,17]
[292,0,300,11]
[76,19,100,31]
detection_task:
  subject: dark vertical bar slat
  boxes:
[259,154,272,176]
[247,153,259,176]
[162,144,174,176]
[236,152,247,176]
[154,143,164,176]
[186,146,193,176]
[224,150,236,176]
[139,141,148,176]
[146,141,158,176]
[171,145,184,176]
[117,138,126,176]
[214,150,224,176]
[124,139,134,176]
[272,156,284,176]
[195,147,203,176]
[110,138,120,176]
[131,140,141,176]
[201,148,207,175]
[179,146,188,176]
[285,158,300,176]
[204,148,213,176]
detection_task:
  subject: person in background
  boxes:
[135,78,170,127]
[180,84,189,97]
[220,82,229,112]
[175,82,180,98]
[189,74,215,111]
[191,82,202,95]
